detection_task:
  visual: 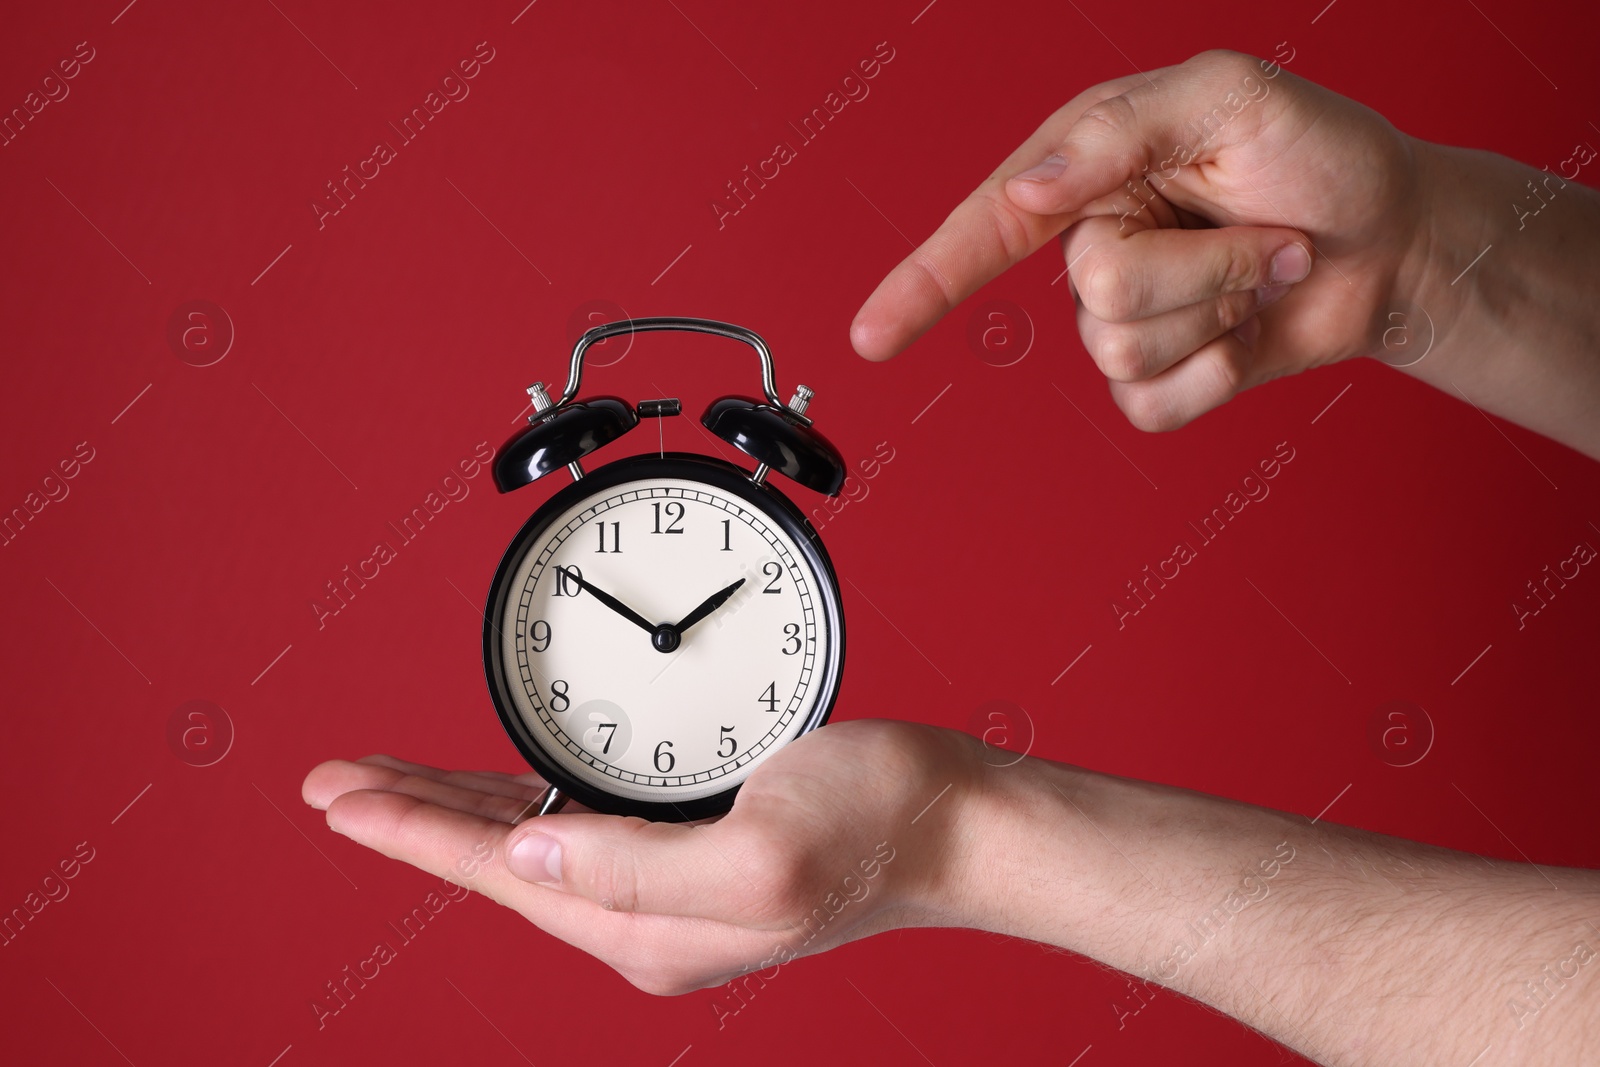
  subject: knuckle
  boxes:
[906,250,956,315]
[1076,95,1137,141]
[1194,48,1254,79]
[1094,327,1149,382]
[1218,241,1259,294]
[1077,256,1139,323]
[1206,345,1246,401]
[1216,289,1257,331]
[1117,347,1242,433]
[1115,383,1185,433]
[390,792,440,840]
[976,190,1035,266]
[586,822,652,913]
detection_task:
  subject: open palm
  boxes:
[303,719,976,994]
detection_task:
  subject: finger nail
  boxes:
[1255,283,1291,308]
[1011,154,1067,183]
[508,832,562,883]
[1269,244,1311,284]
[1233,315,1261,347]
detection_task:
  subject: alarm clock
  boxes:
[482,317,848,822]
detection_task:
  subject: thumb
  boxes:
[847,72,1154,362]
[506,813,791,925]
[1063,218,1314,326]
[1005,51,1277,218]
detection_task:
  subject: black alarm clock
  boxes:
[482,317,848,822]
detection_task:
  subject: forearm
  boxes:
[946,754,1600,1065]
[1399,138,1600,461]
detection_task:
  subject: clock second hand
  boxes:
[554,566,656,636]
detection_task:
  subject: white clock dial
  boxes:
[497,476,834,804]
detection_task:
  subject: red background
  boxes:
[3,1,1597,1064]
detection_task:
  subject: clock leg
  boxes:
[537,785,569,817]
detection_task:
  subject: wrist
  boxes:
[862,724,1024,934]
[1383,136,1600,458]
[940,750,1162,955]
[944,751,1322,980]
[1392,137,1489,365]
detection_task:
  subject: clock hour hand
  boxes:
[674,578,746,635]
[554,567,656,636]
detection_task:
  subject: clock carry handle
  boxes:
[552,316,797,421]
[493,316,847,496]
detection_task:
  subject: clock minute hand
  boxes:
[674,578,747,635]
[555,567,656,636]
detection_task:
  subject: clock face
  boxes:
[484,456,844,819]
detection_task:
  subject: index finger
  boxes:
[849,73,1149,361]
[852,51,1281,361]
